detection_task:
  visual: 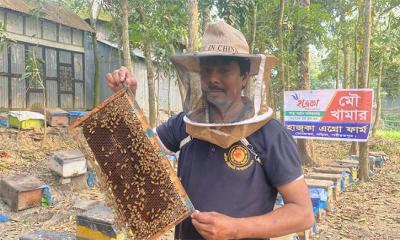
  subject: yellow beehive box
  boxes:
[8,111,44,129]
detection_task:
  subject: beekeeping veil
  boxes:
[171,21,277,148]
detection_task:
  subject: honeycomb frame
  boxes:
[69,88,194,240]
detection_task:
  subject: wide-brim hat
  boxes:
[171,20,262,76]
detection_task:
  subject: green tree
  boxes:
[359,0,372,182]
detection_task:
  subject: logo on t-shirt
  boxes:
[224,145,253,170]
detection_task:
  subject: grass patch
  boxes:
[376,130,400,140]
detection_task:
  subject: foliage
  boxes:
[22,53,45,90]
[0,23,15,51]
[376,130,400,140]
[58,0,90,17]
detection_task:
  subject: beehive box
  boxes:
[46,108,69,127]
[49,149,87,178]
[305,178,335,212]
[326,162,358,181]
[306,173,342,200]
[70,89,194,240]
[0,173,44,212]
[69,111,86,125]
[308,188,328,221]
[76,206,124,240]
[8,111,44,129]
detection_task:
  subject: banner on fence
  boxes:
[284,89,374,142]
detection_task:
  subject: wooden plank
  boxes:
[326,162,358,181]
[25,16,42,38]
[60,94,74,109]
[27,92,44,109]
[338,159,359,165]
[46,80,59,108]
[0,45,8,72]
[11,77,26,109]
[0,76,8,108]
[11,43,25,74]
[45,49,57,78]
[74,53,83,80]
[6,12,23,34]
[59,25,72,44]
[74,82,84,109]
[72,29,83,46]
[305,178,334,189]
[43,21,57,41]
[7,32,85,53]
[314,167,350,174]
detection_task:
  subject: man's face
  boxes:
[200,57,249,110]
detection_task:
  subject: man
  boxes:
[107,21,314,240]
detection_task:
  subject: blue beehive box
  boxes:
[68,111,86,125]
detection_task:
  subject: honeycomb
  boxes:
[70,89,194,240]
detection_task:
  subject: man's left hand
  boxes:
[191,210,238,240]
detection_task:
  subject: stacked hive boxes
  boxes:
[49,149,87,187]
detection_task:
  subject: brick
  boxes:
[0,173,44,212]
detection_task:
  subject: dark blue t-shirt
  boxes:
[156,112,302,240]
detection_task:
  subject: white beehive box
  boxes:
[49,149,87,178]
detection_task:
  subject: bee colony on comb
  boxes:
[70,89,194,240]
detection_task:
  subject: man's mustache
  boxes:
[205,86,225,92]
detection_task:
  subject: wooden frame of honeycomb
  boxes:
[69,89,194,240]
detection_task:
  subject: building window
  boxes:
[60,65,73,92]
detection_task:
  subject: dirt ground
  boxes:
[0,126,399,239]
[315,138,400,240]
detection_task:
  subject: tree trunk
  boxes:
[343,44,350,89]
[188,0,199,51]
[372,57,383,136]
[249,2,257,54]
[349,142,358,156]
[353,29,359,89]
[88,0,101,107]
[296,0,316,166]
[202,3,211,33]
[278,0,285,122]
[298,36,310,90]
[244,1,258,98]
[121,0,133,73]
[335,47,340,89]
[359,0,372,182]
[296,39,315,165]
[137,6,156,127]
[350,1,364,156]
[187,0,201,110]
[269,85,276,118]
[144,44,157,127]
[91,31,101,107]
[169,44,186,106]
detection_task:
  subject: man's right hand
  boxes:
[106,66,137,99]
